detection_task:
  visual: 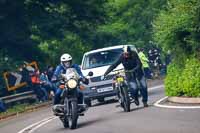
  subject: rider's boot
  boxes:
[143,102,148,107]
[134,97,140,106]
[131,96,139,106]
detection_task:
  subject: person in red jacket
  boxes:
[31,69,48,102]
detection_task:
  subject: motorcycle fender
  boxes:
[64,98,77,115]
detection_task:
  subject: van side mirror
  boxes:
[88,71,93,77]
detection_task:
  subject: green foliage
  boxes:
[153,0,200,56]
[0,0,108,65]
[95,0,167,48]
[165,63,183,96]
[0,0,108,90]
[180,58,200,97]
[165,57,200,97]
[154,0,200,97]
[38,32,90,64]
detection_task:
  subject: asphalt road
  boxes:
[1,81,200,133]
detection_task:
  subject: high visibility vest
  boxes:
[31,75,40,84]
[138,52,149,68]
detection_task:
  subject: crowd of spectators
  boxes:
[0,64,57,112]
[29,66,56,102]
[138,47,172,79]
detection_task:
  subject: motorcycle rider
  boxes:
[52,53,88,114]
[102,46,148,107]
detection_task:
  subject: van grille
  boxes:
[90,74,115,82]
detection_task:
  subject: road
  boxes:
[0,81,200,133]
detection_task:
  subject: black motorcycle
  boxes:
[53,68,92,129]
[113,70,131,112]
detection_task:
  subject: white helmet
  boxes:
[60,53,72,62]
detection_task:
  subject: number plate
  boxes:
[97,87,113,93]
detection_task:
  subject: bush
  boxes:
[165,57,200,97]
[180,58,200,97]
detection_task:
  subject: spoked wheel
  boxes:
[68,101,78,129]
[121,87,130,112]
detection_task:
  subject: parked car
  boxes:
[81,45,137,106]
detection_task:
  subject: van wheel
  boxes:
[85,100,92,107]
[97,98,105,103]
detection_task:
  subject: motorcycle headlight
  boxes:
[67,79,78,89]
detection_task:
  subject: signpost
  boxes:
[3,61,38,91]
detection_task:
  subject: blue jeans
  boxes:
[127,76,148,103]
[40,87,48,101]
[42,81,56,93]
[32,84,48,102]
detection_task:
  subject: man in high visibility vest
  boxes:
[138,48,152,79]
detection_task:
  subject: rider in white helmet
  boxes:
[60,53,73,68]
[52,53,88,107]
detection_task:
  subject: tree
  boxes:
[153,0,200,59]
[93,0,167,49]
[153,0,200,97]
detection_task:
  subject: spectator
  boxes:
[40,70,56,98]
[148,47,162,77]
[138,48,152,79]
[89,57,98,68]
[19,64,32,85]
[47,66,54,81]
[31,69,48,102]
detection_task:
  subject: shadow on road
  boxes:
[78,117,106,129]
[115,104,154,113]
[148,89,164,96]
[92,99,118,108]
[130,105,153,112]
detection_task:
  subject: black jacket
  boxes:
[104,51,144,80]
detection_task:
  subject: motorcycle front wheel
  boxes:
[68,100,78,129]
[120,86,130,112]
[60,116,69,128]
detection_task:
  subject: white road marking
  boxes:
[148,85,164,91]
[28,117,57,133]
[17,116,56,133]
[154,96,200,109]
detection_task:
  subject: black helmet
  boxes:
[123,46,132,58]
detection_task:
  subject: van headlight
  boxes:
[67,79,78,89]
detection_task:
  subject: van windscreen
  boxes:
[82,48,123,70]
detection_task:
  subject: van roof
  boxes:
[84,45,135,55]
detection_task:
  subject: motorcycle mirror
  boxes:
[88,71,93,77]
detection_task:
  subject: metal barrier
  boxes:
[0,91,37,105]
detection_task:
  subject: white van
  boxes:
[81,45,137,106]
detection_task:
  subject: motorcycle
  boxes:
[53,68,92,129]
[113,69,131,112]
